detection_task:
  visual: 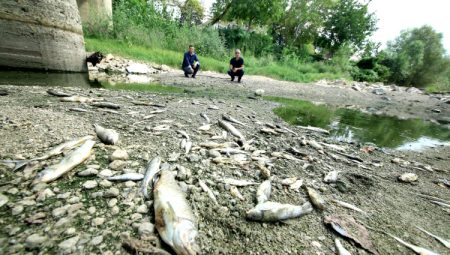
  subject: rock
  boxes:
[138,222,154,236]
[176,166,191,181]
[398,173,418,183]
[12,205,24,215]
[432,108,441,113]
[99,169,114,178]
[78,168,99,177]
[108,198,118,208]
[52,206,68,218]
[372,88,386,95]
[25,234,48,248]
[57,192,71,199]
[91,235,103,245]
[124,181,136,187]
[126,63,150,74]
[7,188,19,195]
[188,154,201,162]
[58,236,79,253]
[208,150,221,158]
[55,217,72,228]
[104,188,120,198]
[99,179,113,188]
[255,89,265,96]
[406,87,422,94]
[109,160,126,171]
[136,204,148,214]
[110,149,129,161]
[92,217,105,226]
[168,152,180,162]
[67,196,80,204]
[65,228,76,235]
[0,193,9,208]
[352,84,362,91]
[88,206,96,214]
[67,203,83,215]
[111,206,120,215]
[83,180,98,189]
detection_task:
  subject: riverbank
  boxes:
[0,84,448,254]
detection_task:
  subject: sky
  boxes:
[201,0,450,53]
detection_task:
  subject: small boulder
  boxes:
[398,173,418,183]
[110,149,129,161]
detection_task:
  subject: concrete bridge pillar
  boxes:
[76,0,113,28]
[0,0,87,72]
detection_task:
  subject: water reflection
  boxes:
[0,70,99,88]
[268,97,450,150]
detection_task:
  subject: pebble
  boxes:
[124,181,136,187]
[138,222,154,236]
[176,166,191,181]
[25,234,47,248]
[111,206,120,215]
[11,205,24,215]
[131,213,143,221]
[91,235,103,245]
[57,192,71,199]
[255,89,265,96]
[398,173,418,183]
[110,149,129,161]
[92,217,105,226]
[88,206,96,214]
[58,235,79,253]
[109,160,126,171]
[136,204,148,214]
[67,203,83,214]
[99,169,114,178]
[108,198,118,208]
[65,228,76,235]
[78,168,99,176]
[91,191,104,198]
[86,164,100,169]
[52,206,68,218]
[99,179,113,188]
[7,188,19,195]
[67,196,81,204]
[83,180,98,189]
[55,217,71,228]
[104,188,120,198]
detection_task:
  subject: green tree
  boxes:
[179,0,204,25]
[385,25,449,87]
[317,0,377,55]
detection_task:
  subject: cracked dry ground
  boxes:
[0,85,449,255]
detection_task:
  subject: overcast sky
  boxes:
[201,0,450,53]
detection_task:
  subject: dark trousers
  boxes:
[183,65,200,77]
[228,69,244,81]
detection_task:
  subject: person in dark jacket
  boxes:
[228,49,244,82]
[182,45,200,78]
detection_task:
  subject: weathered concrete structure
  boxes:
[0,0,87,72]
[77,0,113,26]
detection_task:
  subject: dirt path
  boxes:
[156,70,450,125]
[0,84,449,255]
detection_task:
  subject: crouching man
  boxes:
[182,45,200,78]
[228,49,244,83]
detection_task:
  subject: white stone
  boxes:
[58,236,79,252]
[99,169,114,178]
[108,198,118,208]
[126,63,150,74]
[91,235,103,245]
[110,149,129,161]
[255,89,265,96]
[83,180,98,189]
[398,173,418,183]
[109,160,126,171]
[104,188,119,198]
[138,222,154,236]
[124,181,136,187]
[111,206,120,215]
[26,234,47,248]
[136,204,148,214]
[78,168,99,177]
[99,179,113,188]
[92,217,105,227]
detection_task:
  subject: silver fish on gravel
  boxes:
[94,124,119,145]
[246,201,313,222]
[200,113,210,123]
[222,114,246,127]
[177,130,190,140]
[154,170,199,255]
[33,140,95,184]
[387,233,440,255]
[107,173,144,181]
[331,199,366,214]
[416,227,450,249]
[230,186,245,201]
[324,170,340,183]
[221,178,258,187]
[218,120,245,140]
[140,156,162,199]
[335,239,352,255]
[256,180,271,204]
[198,180,218,205]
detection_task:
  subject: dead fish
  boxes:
[185,141,192,154]
[212,157,236,165]
[387,233,440,255]
[152,125,171,131]
[289,179,303,192]
[261,128,279,135]
[198,180,218,205]
[69,107,90,113]
[297,125,330,135]
[60,96,96,103]
[154,170,199,255]
[331,199,366,214]
[47,89,71,97]
[200,113,210,123]
[94,124,119,145]
[320,142,346,152]
[281,177,297,186]
[221,178,258,187]
[308,140,323,150]
[335,239,352,255]
[222,114,246,127]
[218,120,245,141]
[246,201,313,222]
[324,170,340,183]
[107,173,144,181]
[208,105,219,110]
[140,157,162,199]
[220,148,248,156]
[430,200,450,208]
[177,130,190,140]
[256,180,271,204]
[416,227,450,249]
[92,102,120,109]
[271,152,299,161]
[33,140,95,184]
[2,135,93,171]
[230,186,245,201]
[199,142,229,149]
[433,179,450,188]
[305,187,326,210]
[198,124,211,131]
[149,109,166,114]
[180,139,187,149]
[257,163,271,180]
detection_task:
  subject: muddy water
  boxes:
[267,97,450,151]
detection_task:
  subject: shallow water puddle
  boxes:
[266,96,450,151]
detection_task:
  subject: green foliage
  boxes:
[179,0,204,25]
[219,27,273,57]
[385,25,449,87]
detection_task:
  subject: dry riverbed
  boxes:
[0,85,449,255]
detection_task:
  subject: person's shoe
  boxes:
[192,75,196,79]
[184,73,189,78]
[238,79,242,83]
[231,77,235,82]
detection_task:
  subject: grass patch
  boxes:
[424,83,450,93]
[100,82,185,94]
[85,37,348,83]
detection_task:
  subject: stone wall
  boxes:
[76,0,113,27]
[0,0,87,72]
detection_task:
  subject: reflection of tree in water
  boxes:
[269,96,450,148]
